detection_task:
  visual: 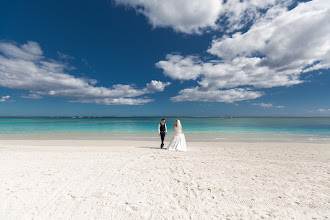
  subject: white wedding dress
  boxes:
[167,120,187,152]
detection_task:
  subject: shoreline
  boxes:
[1,134,329,144]
[1,139,329,146]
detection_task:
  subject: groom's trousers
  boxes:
[160,131,166,147]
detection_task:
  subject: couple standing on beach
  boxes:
[158,119,187,151]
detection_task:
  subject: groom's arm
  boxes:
[165,124,168,134]
[158,124,160,135]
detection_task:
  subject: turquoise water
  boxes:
[0,117,329,143]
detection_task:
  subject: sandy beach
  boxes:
[0,140,329,219]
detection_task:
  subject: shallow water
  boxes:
[0,117,329,143]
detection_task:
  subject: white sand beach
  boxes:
[0,140,329,219]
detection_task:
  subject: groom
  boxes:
[158,118,167,148]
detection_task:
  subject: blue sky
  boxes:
[0,0,329,116]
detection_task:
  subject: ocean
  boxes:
[0,117,329,143]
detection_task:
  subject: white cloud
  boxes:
[156,54,202,80]
[0,41,43,61]
[253,103,273,108]
[145,80,171,92]
[318,109,330,112]
[0,41,170,105]
[205,0,330,87]
[157,0,330,103]
[21,94,43,99]
[114,0,223,34]
[208,0,330,63]
[171,88,262,103]
[218,0,293,33]
[114,0,293,34]
[252,103,285,108]
[0,95,10,102]
[158,55,303,89]
[71,97,153,105]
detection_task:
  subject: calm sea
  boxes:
[0,117,329,143]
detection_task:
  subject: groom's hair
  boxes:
[161,118,165,121]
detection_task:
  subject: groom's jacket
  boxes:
[158,123,167,134]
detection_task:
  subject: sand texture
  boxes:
[0,140,329,219]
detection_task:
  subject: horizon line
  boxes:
[1,116,330,118]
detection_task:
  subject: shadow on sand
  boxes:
[137,146,166,150]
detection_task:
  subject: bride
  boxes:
[167,119,187,152]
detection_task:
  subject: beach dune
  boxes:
[0,140,329,219]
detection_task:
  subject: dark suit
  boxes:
[158,123,167,148]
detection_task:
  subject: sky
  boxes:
[0,0,329,117]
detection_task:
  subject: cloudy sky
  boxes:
[0,0,329,116]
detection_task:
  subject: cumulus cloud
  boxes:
[208,0,330,63]
[171,88,262,103]
[252,103,284,108]
[218,0,293,33]
[0,95,10,102]
[156,54,202,80]
[158,55,303,89]
[157,0,330,103]
[114,0,293,34]
[114,0,223,34]
[0,41,170,105]
[145,80,171,92]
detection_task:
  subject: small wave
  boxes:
[308,138,330,141]
[215,138,228,140]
